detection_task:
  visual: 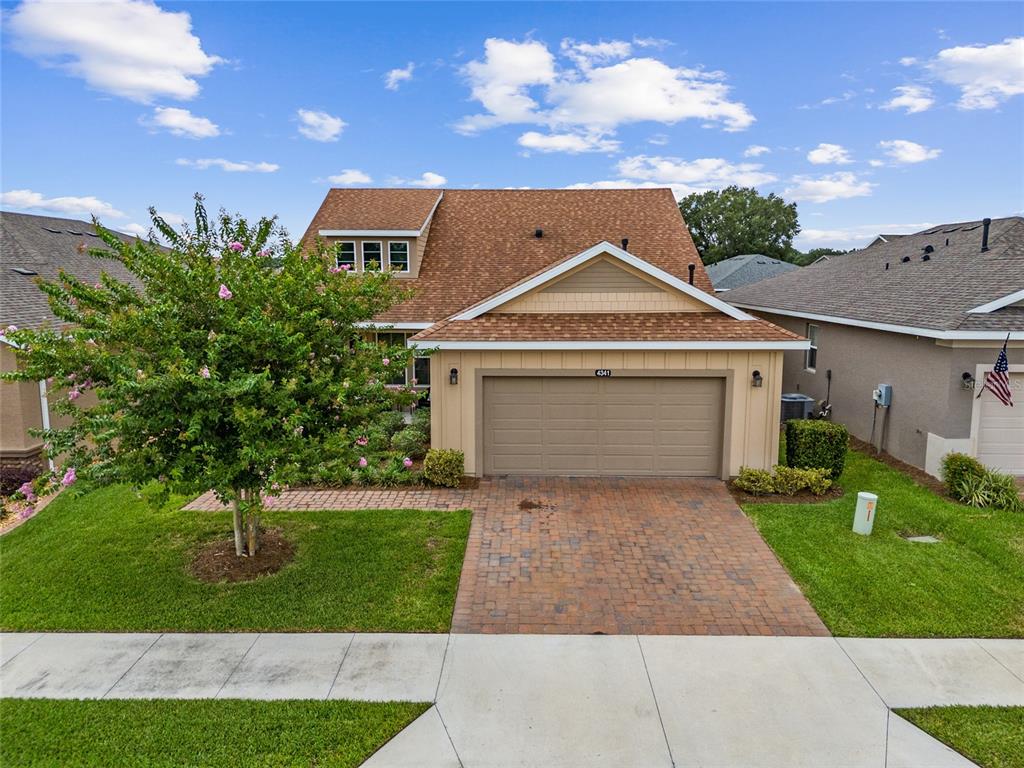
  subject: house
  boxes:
[723,217,1024,478]
[705,254,799,292]
[303,188,808,478]
[0,211,138,474]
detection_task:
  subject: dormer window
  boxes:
[388,242,410,273]
[362,242,382,271]
[335,241,356,271]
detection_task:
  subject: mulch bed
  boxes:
[848,436,952,500]
[728,482,845,505]
[189,528,295,583]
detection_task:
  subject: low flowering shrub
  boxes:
[423,449,464,488]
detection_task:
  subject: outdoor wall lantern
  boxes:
[449,367,459,385]
[751,370,763,388]
[961,371,975,390]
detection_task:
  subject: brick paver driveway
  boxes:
[187,477,827,636]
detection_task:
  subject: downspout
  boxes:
[38,379,55,472]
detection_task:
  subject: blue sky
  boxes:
[2,1,1022,250]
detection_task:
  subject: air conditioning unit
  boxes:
[781,393,816,422]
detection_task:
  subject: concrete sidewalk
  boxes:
[3,633,1022,767]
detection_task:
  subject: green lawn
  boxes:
[0,485,470,632]
[742,448,1024,637]
[897,707,1024,768]
[0,698,429,768]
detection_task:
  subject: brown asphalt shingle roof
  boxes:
[411,312,802,343]
[300,189,442,236]
[304,188,712,323]
[1,211,140,330]
[725,217,1024,333]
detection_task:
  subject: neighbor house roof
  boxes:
[724,217,1024,339]
[1,211,140,331]
[305,188,714,323]
[705,254,799,291]
[410,312,804,348]
[301,189,443,234]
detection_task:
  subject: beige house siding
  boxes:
[429,348,783,478]
[1,344,45,463]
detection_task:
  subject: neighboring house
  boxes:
[724,217,1024,478]
[0,212,138,474]
[705,254,799,292]
[303,188,807,478]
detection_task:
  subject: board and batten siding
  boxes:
[428,349,784,477]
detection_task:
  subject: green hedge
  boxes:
[734,465,833,496]
[785,419,849,479]
[423,449,464,488]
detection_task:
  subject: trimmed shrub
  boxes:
[423,449,464,488]
[734,467,775,495]
[804,468,834,496]
[771,466,808,496]
[377,411,408,439]
[941,452,986,499]
[785,420,848,479]
[391,427,429,459]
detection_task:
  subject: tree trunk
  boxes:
[232,494,245,557]
[245,490,262,557]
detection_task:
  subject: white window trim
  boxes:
[804,323,818,372]
[361,241,383,272]
[728,302,1024,342]
[406,340,810,351]
[387,241,411,273]
[321,229,420,237]
[453,241,753,322]
[967,289,1024,314]
[335,240,357,270]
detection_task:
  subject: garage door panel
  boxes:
[976,372,1023,475]
[483,376,724,476]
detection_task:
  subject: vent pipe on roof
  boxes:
[981,218,991,252]
[621,237,629,251]
[534,228,543,238]
[687,264,695,285]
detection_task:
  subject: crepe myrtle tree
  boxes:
[2,197,421,556]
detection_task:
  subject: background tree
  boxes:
[678,186,800,264]
[3,197,419,557]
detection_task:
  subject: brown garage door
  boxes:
[483,376,724,476]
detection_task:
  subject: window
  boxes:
[805,324,818,371]
[362,242,382,271]
[413,356,430,387]
[388,242,410,273]
[335,242,356,271]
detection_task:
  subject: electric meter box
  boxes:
[872,383,893,407]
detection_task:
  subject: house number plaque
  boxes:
[595,369,613,377]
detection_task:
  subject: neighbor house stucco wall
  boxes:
[0,344,45,466]
[428,348,784,477]
[757,312,1019,471]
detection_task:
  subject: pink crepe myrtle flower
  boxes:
[68,388,81,401]
[228,241,244,252]
[61,467,77,486]
[218,284,233,300]
[18,503,36,521]
[403,457,413,469]
[0,324,17,337]
[199,366,211,379]
[382,357,390,366]
[328,266,343,274]
[358,456,368,468]
[258,249,271,258]
[355,436,369,447]
[340,264,352,271]
[18,482,36,502]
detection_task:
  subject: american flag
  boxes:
[979,337,1013,407]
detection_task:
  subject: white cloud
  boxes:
[391,171,446,188]
[7,0,221,103]
[455,37,754,146]
[144,106,220,138]
[176,158,279,173]
[926,37,1024,109]
[517,131,620,154]
[784,172,874,203]
[743,145,770,157]
[899,57,918,67]
[799,91,856,109]
[796,221,934,248]
[296,109,345,142]
[570,154,777,199]
[155,211,186,227]
[878,139,941,164]
[385,62,415,90]
[807,143,853,165]
[118,223,151,238]
[881,85,935,114]
[648,133,670,146]
[1,189,125,218]
[327,169,373,185]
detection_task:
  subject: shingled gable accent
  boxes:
[452,241,753,322]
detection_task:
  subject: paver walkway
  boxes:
[188,477,828,636]
[4,633,1023,767]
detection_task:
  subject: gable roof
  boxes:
[724,217,1024,339]
[302,188,442,235]
[706,254,800,290]
[305,188,713,323]
[1,211,139,331]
